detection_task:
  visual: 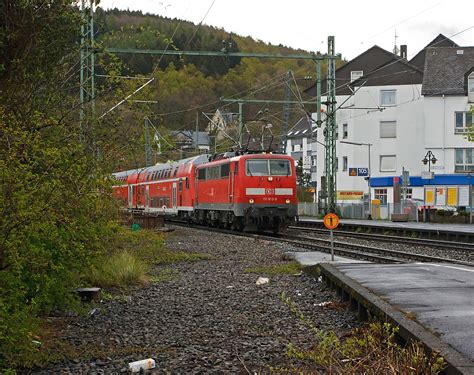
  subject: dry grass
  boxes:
[279,293,447,374]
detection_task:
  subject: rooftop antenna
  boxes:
[393,29,399,55]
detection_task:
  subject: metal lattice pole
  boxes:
[325,36,337,213]
[144,118,153,167]
[79,0,95,149]
[280,70,292,153]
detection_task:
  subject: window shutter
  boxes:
[380,121,396,138]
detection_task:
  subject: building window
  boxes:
[455,148,474,172]
[454,112,472,134]
[380,90,396,106]
[350,70,363,82]
[401,187,413,199]
[335,157,338,172]
[469,72,474,102]
[380,121,397,138]
[342,156,348,171]
[374,188,388,205]
[335,125,339,139]
[342,123,348,139]
[380,155,396,172]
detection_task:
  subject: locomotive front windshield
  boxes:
[246,159,292,176]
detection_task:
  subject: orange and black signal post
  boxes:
[323,213,339,260]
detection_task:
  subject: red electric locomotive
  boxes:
[112,151,297,232]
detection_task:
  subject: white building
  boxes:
[304,35,473,213]
[285,116,317,183]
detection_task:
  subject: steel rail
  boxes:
[289,226,474,252]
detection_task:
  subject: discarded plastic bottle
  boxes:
[128,358,156,373]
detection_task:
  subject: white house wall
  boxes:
[424,96,473,174]
[316,84,426,202]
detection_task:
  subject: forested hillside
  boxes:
[93,8,333,166]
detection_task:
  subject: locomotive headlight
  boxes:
[285,199,291,204]
[267,176,273,182]
[249,198,255,204]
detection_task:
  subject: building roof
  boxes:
[409,34,459,71]
[304,45,423,96]
[421,47,474,96]
[287,117,316,138]
[171,130,210,147]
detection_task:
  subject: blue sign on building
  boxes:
[349,167,369,177]
[357,168,369,177]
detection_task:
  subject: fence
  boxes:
[297,200,422,221]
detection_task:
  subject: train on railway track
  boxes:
[113,151,298,231]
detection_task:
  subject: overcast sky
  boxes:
[99,0,473,60]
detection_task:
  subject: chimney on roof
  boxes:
[400,45,407,60]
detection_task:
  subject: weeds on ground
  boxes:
[277,292,446,374]
[148,268,178,283]
[244,262,302,276]
[26,320,171,368]
[84,227,209,288]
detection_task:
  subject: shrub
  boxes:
[86,251,149,288]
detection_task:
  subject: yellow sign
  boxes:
[336,191,364,200]
[425,188,435,205]
[447,187,458,206]
[323,213,339,229]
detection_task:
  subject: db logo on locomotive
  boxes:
[265,188,275,195]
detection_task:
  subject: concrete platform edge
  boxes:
[318,263,474,375]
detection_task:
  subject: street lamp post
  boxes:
[422,150,437,173]
[422,151,437,222]
[340,140,372,219]
[468,172,472,225]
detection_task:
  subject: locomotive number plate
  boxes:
[265,188,275,195]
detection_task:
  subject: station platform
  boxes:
[316,262,474,375]
[298,217,474,242]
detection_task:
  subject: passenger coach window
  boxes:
[198,168,206,180]
[270,160,291,176]
[221,163,230,178]
[207,166,220,180]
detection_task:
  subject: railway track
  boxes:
[166,220,474,266]
[268,232,474,266]
[289,226,474,252]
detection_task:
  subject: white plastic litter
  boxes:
[315,301,331,307]
[128,358,156,373]
[255,277,269,285]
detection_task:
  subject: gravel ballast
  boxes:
[33,226,359,374]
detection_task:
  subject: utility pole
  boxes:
[324,36,337,213]
[195,111,199,153]
[281,70,293,153]
[144,117,152,167]
[79,0,95,149]
[238,101,244,145]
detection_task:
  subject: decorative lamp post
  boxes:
[422,150,437,173]
[422,150,437,222]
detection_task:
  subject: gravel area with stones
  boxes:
[289,229,474,263]
[31,226,360,374]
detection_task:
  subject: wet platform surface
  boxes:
[319,262,474,374]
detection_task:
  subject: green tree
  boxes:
[296,158,311,187]
[0,1,118,368]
